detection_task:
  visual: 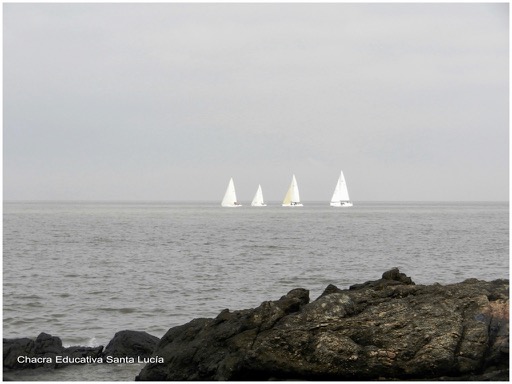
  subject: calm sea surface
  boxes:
[3,201,509,380]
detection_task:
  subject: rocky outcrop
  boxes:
[3,332,103,370]
[136,269,509,381]
[103,330,159,358]
[3,330,160,372]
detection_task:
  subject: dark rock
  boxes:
[319,283,343,297]
[103,330,160,358]
[4,329,161,372]
[382,267,413,284]
[3,333,103,371]
[34,332,63,354]
[137,269,509,381]
[3,337,36,370]
[349,267,415,290]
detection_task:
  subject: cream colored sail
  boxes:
[251,184,267,207]
[221,178,242,207]
[282,174,303,207]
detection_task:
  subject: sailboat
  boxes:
[221,178,242,207]
[330,171,353,207]
[282,174,303,207]
[251,184,267,207]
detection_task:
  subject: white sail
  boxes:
[282,174,303,207]
[221,178,242,207]
[330,171,353,207]
[251,184,267,207]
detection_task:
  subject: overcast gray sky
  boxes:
[4,3,509,202]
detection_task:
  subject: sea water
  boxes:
[3,201,509,380]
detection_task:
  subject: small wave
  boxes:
[62,336,101,348]
[119,308,136,314]
[243,244,283,250]
[49,313,66,318]
[86,291,105,295]
[90,236,115,243]
[98,307,136,314]
[8,319,36,326]
[87,337,100,347]
[24,301,44,308]
[15,294,43,300]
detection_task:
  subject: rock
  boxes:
[3,337,36,370]
[103,330,160,358]
[382,267,413,284]
[348,266,415,290]
[3,329,160,372]
[3,332,103,371]
[136,269,509,381]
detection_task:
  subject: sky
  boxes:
[3,3,509,202]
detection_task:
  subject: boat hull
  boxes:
[330,201,353,207]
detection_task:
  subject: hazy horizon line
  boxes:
[3,199,509,204]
